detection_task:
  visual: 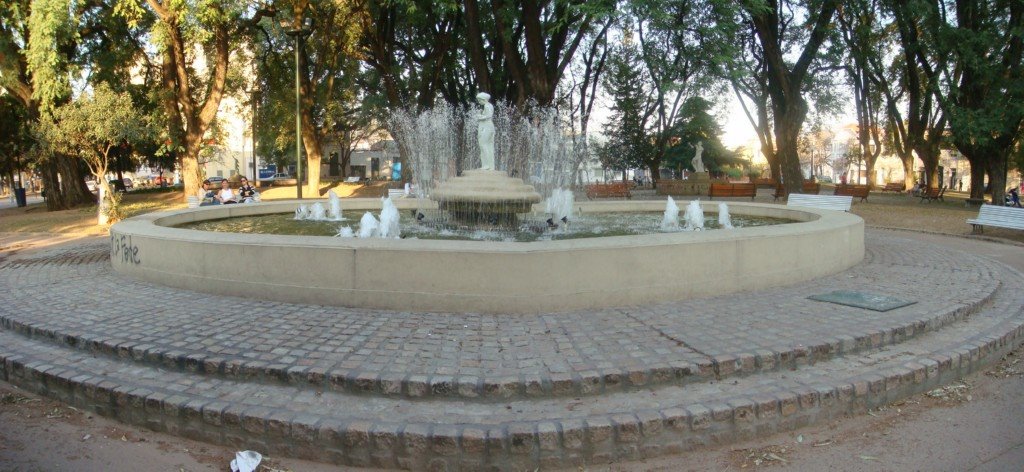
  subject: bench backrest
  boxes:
[387,188,406,198]
[787,194,853,212]
[974,205,1024,229]
[835,185,869,196]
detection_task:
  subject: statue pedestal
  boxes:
[656,173,711,197]
[433,170,542,225]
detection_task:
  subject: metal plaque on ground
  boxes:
[807,290,916,312]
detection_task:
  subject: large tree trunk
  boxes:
[55,153,96,206]
[986,152,1007,206]
[772,96,807,193]
[901,154,916,191]
[968,157,986,200]
[41,159,66,211]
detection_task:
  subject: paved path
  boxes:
[0,194,42,209]
[0,229,1022,470]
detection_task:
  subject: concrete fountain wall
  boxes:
[109,199,864,314]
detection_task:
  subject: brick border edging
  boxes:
[0,281,996,403]
[3,314,1022,470]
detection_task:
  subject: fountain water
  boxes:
[357,212,379,238]
[390,99,578,230]
[294,204,309,220]
[336,226,355,238]
[308,202,327,221]
[661,197,680,231]
[718,202,734,229]
[378,197,401,239]
[683,200,705,231]
[327,190,343,221]
[545,188,575,222]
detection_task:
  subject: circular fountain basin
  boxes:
[110,199,864,314]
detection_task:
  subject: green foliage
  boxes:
[0,95,32,175]
[26,0,77,112]
[101,187,125,223]
[598,37,650,172]
[664,96,736,172]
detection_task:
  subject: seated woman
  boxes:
[215,179,237,204]
[237,177,259,203]
[198,179,219,206]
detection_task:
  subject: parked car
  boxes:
[108,178,133,192]
[206,176,226,186]
[271,173,291,180]
[86,180,99,193]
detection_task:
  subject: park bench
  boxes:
[387,188,406,199]
[772,182,821,201]
[967,204,1024,234]
[882,182,905,193]
[585,182,632,199]
[344,176,362,184]
[708,183,756,200]
[752,178,778,188]
[918,186,946,203]
[786,194,853,212]
[834,184,870,202]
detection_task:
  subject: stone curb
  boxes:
[0,282,996,403]
[2,315,1022,470]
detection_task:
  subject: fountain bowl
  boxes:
[110,199,863,314]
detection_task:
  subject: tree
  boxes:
[837,0,885,188]
[117,0,244,202]
[252,0,364,196]
[911,0,1024,204]
[740,0,840,194]
[461,0,615,106]
[0,0,126,209]
[40,84,152,222]
[665,96,734,175]
[0,95,32,191]
[599,32,650,180]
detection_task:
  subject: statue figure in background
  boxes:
[476,92,495,170]
[692,141,706,174]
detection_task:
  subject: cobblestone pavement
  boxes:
[1,230,1022,470]
[0,233,1002,400]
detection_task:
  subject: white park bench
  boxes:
[344,176,361,183]
[387,188,406,199]
[786,194,853,212]
[967,204,1024,234]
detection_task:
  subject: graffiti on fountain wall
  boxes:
[110,231,141,265]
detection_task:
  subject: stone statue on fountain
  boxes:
[691,141,706,174]
[432,90,541,226]
[476,92,495,170]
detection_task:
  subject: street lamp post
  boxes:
[282,17,313,199]
[249,90,259,184]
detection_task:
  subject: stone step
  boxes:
[0,239,1009,402]
[2,282,1021,470]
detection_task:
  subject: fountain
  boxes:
[327,190,343,221]
[357,212,379,238]
[294,204,309,220]
[683,199,705,231]
[661,197,680,231]
[545,188,575,222]
[378,197,401,239]
[718,202,734,229]
[110,92,865,314]
[308,202,327,221]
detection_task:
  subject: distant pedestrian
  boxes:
[1009,188,1021,208]
[958,179,963,192]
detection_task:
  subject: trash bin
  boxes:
[14,187,26,207]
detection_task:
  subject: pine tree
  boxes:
[599,35,651,180]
